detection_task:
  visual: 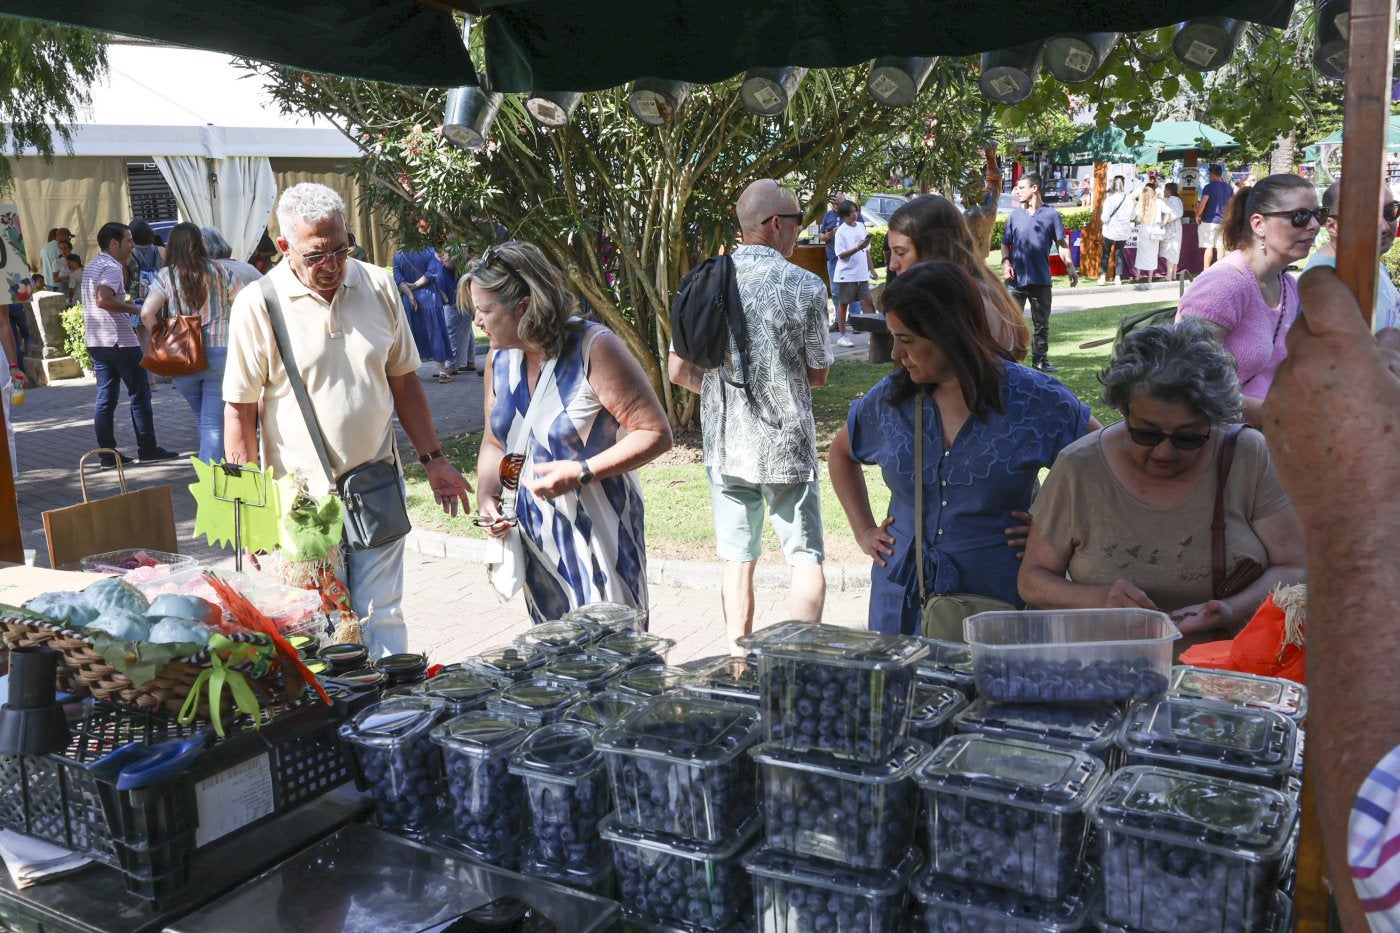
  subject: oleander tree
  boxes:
[0,21,108,197]
[243,60,994,426]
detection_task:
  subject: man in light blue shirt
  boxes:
[1303,180,1400,332]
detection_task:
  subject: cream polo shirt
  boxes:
[223,259,421,495]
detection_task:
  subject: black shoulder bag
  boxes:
[258,277,411,550]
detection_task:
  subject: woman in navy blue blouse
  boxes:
[828,260,1095,635]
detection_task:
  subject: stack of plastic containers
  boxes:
[429,711,530,865]
[339,696,445,837]
[594,695,764,931]
[509,722,614,897]
[738,621,928,932]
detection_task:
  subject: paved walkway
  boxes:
[6,281,1171,667]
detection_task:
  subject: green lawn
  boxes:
[404,301,1163,563]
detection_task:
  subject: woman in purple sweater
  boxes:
[1175,174,1321,425]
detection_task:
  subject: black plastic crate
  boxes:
[0,697,352,904]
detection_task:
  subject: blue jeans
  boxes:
[89,345,159,455]
[445,304,476,370]
[174,346,227,462]
[345,534,407,658]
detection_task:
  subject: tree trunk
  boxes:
[966,146,1002,257]
[1080,163,1108,280]
[1270,130,1297,175]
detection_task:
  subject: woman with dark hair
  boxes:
[139,222,238,461]
[1176,173,1321,424]
[886,195,1030,361]
[828,260,1093,636]
[470,240,672,623]
[1020,320,1304,642]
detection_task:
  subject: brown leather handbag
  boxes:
[1212,424,1265,599]
[140,280,206,377]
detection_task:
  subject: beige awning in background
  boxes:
[10,155,130,272]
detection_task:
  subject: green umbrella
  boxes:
[1142,120,1239,160]
[1050,126,1157,166]
[1309,116,1400,152]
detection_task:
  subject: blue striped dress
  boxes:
[490,319,649,623]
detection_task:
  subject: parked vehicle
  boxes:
[864,193,909,218]
[1044,178,1075,202]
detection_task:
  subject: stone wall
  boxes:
[22,290,84,385]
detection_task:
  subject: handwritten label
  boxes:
[195,753,275,847]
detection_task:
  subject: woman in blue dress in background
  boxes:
[394,219,454,382]
[468,241,672,623]
[828,260,1095,636]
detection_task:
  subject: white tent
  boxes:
[8,44,391,267]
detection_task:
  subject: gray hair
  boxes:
[200,226,232,259]
[1101,319,1244,425]
[464,240,575,358]
[276,183,345,245]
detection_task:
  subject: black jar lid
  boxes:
[320,643,370,673]
[375,652,430,686]
[333,669,387,689]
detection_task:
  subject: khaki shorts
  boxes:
[836,280,873,306]
[706,469,824,565]
[1198,222,1225,251]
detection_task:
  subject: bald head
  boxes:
[738,180,799,235]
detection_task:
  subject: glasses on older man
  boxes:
[1258,207,1328,228]
[762,212,804,225]
[285,243,352,267]
[473,453,526,527]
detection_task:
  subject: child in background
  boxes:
[832,200,875,347]
[64,253,84,305]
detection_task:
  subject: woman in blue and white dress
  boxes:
[469,241,672,624]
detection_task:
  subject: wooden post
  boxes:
[1082,162,1107,280]
[1294,2,1398,930]
[1181,150,1201,217]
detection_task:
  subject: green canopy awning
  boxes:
[1142,120,1239,159]
[1050,127,1157,165]
[2,0,1296,90]
[1309,116,1400,152]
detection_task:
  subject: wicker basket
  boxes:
[0,614,281,717]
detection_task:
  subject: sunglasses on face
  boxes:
[1334,201,1400,224]
[1125,420,1212,451]
[1258,207,1328,228]
[287,244,351,266]
[470,242,526,287]
[763,212,804,225]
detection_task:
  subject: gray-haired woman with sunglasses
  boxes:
[1302,179,1400,331]
[1018,321,1304,646]
[1176,173,1321,426]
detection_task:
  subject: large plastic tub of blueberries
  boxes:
[911,862,1099,932]
[751,737,931,869]
[915,734,1106,900]
[964,609,1178,703]
[509,723,611,873]
[339,696,445,833]
[429,711,530,859]
[1090,765,1298,933]
[955,699,1124,765]
[1116,696,1300,790]
[739,620,927,763]
[743,843,921,933]
[601,811,759,931]
[1167,666,1308,724]
[594,695,761,843]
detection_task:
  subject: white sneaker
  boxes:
[837,336,855,348]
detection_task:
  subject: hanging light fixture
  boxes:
[627,78,692,126]
[867,57,938,107]
[1172,18,1247,71]
[1313,0,1350,79]
[525,91,584,128]
[740,67,809,117]
[979,43,1045,105]
[443,78,503,152]
[1043,33,1121,83]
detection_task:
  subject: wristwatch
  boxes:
[578,459,595,485]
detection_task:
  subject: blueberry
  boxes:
[350,734,443,830]
[1101,830,1277,932]
[761,661,914,762]
[610,839,750,929]
[975,656,1166,704]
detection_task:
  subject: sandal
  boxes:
[434,370,454,383]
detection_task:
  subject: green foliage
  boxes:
[869,228,887,268]
[0,23,108,195]
[60,305,91,372]
[1057,207,1094,231]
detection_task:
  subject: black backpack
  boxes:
[670,254,778,424]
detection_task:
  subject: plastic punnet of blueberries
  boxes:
[338,696,447,831]
[593,632,676,670]
[911,861,1100,932]
[486,678,586,728]
[1117,696,1299,788]
[610,664,688,698]
[906,683,971,750]
[561,601,646,636]
[514,618,605,657]
[463,643,549,682]
[541,653,626,694]
[419,669,501,718]
[1167,665,1308,724]
[429,711,531,856]
[681,655,762,705]
[562,689,640,730]
[742,842,922,933]
[509,722,611,871]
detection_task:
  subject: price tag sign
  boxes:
[1179,166,1201,191]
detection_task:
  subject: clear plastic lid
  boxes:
[542,653,625,690]
[594,631,675,662]
[1118,697,1297,777]
[421,670,500,708]
[915,637,977,689]
[509,722,604,781]
[338,696,443,748]
[914,734,1106,812]
[1090,765,1298,860]
[561,601,644,633]
[909,684,971,730]
[594,695,763,765]
[955,699,1123,753]
[488,678,585,718]
[911,863,1098,929]
[430,710,531,757]
[563,690,640,729]
[599,810,762,862]
[465,643,548,680]
[612,664,686,697]
[741,843,921,898]
[739,620,929,669]
[681,656,761,703]
[514,619,603,655]
[750,737,933,784]
[1168,666,1308,722]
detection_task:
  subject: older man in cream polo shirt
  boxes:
[223,183,472,657]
